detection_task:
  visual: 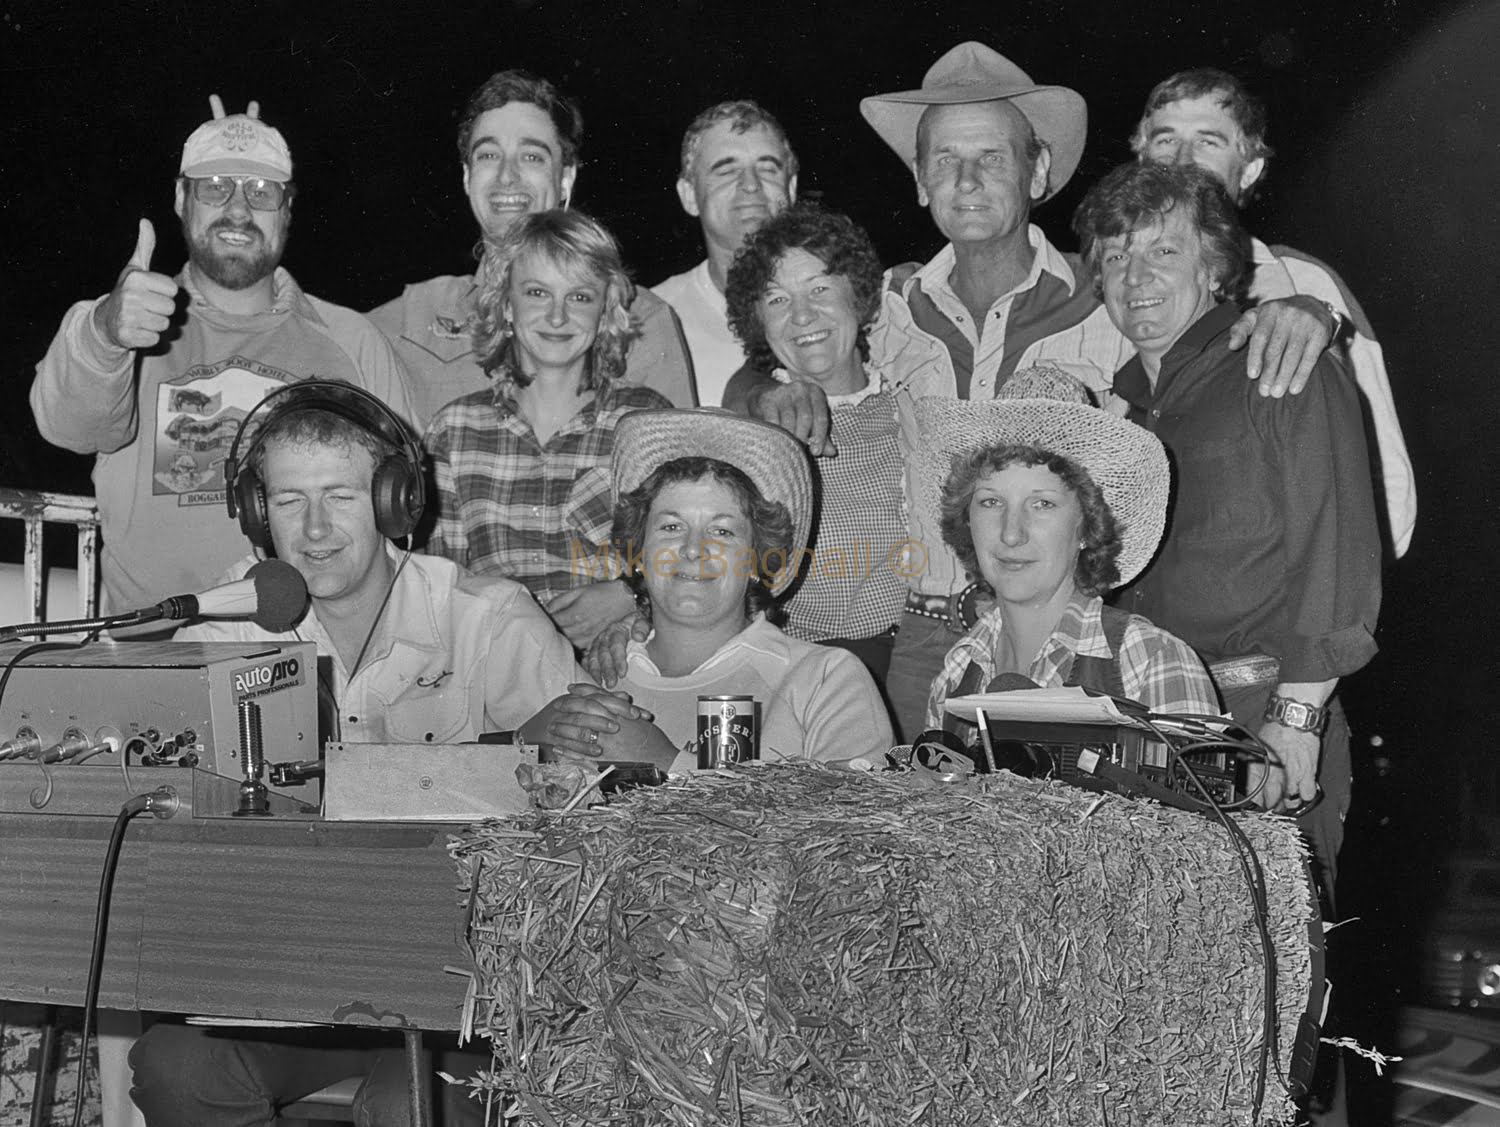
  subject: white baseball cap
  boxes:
[179,95,292,181]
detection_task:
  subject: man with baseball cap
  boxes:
[31,95,414,626]
[725,42,1342,740]
[368,69,695,424]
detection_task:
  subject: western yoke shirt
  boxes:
[1112,303,1381,683]
[178,548,582,743]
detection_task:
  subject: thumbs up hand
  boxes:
[92,219,181,352]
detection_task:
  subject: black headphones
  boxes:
[223,380,426,552]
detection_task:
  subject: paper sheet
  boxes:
[942,686,1140,726]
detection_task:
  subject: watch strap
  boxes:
[1319,300,1352,345]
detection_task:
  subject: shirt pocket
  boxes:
[375,674,473,744]
[562,465,615,561]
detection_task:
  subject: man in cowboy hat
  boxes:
[725,42,1341,741]
[1131,66,1416,559]
[368,69,695,425]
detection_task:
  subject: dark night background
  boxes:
[3,0,1497,1115]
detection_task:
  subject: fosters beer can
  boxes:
[696,695,760,768]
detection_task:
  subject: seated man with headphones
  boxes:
[191,377,636,743]
[128,379,645,1126]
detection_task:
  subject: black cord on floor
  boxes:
[71,792,154,1127]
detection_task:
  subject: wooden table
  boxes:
[0,810,469,1030]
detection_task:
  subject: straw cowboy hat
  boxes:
[913,368,1170,588]
[612,409,815,582]
[859,42,1087,200]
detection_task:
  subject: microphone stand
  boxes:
[0,608,165,643]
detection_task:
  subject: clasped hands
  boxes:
[523,682,679,771]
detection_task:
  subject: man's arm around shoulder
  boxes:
[722,363,834,458]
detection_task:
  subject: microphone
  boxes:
[155,559,309,632]
[0,560,309,642]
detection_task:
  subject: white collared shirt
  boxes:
[178,546,582,742]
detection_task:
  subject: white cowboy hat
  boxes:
[859,42,1087,200]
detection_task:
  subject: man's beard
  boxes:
[186,218,282,290]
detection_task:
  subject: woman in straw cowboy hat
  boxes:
[532,408,893,772]
[917,370,1219,732]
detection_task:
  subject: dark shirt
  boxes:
[1111,302,1381,683]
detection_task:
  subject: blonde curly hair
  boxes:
[472,209,640,392]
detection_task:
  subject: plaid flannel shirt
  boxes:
[926,594,1220,729]
[426,379,672,605]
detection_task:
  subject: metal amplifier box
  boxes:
[323,741,538,822]
[0,639,320,813]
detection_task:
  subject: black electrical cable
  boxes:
[969,690,1303,1121]
[0,638,91,715]
[71,792,155,1127]
[1137,712,1279,1123]
[1,631,123,1124]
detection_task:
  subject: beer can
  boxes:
[696,695,760,768]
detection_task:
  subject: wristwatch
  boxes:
[1263,694,1329,736]
[1319,300,1352,345]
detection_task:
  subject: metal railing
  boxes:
[0,488,100,623]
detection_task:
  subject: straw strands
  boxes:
[450,763,1314,1125]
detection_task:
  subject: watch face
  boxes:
[1270,697,1323,731]
[1286,702,1313,727]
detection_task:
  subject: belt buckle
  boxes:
[905,590,972,635]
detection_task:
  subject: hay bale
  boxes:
[451,764,1315,1125]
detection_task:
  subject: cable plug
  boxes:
[38,728,94,764]
[0,727,41,762]
[120,786,179,820]
[268,759,323,787]
[144,786,179,820]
